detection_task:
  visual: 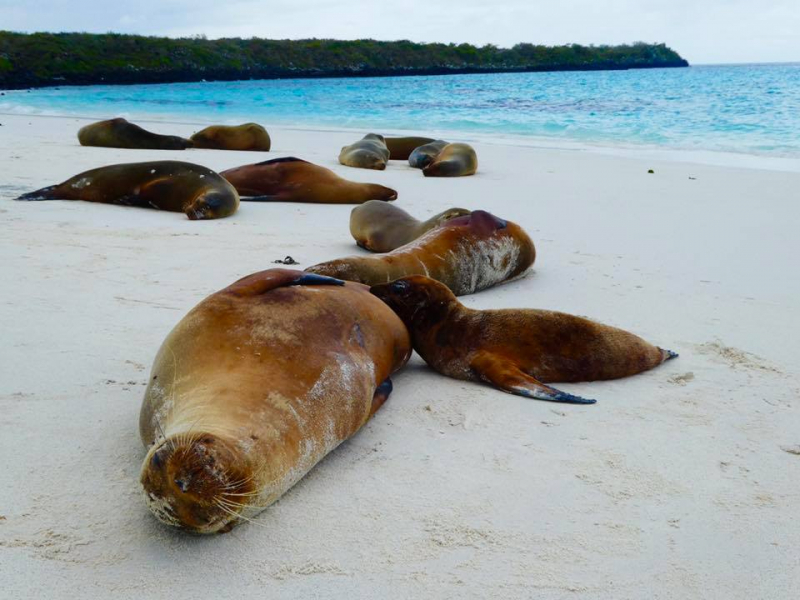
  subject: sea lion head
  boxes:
[370,275,456,327]
[366,184,398,201]
[186,187,239,220]
[444,210,507,235]
[140,433,255,534]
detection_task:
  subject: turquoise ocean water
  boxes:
[2,64,799,157]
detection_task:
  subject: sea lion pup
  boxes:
[384,136,436,161]
[16,161,239,220]
[139,269,411,533]
[350,200,470,252]
[338,134,391,170]
[423,143,478,177]
[408,140,449,169]
[190,123,271,151]
[220,157,397,204]
[308,210,535,296]
[77,118,193,150]
[371,275,678,405]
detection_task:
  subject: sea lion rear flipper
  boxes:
[369,378,393,417]
[227,269,345,297]
[470,352,597,405]
[15,185,58,201]
[239,195,283,202]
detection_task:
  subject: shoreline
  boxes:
[4,110,800,173]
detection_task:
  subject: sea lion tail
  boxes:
[15,186,58,201]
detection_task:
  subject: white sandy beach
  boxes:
[1,112,798,598]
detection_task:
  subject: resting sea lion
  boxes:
[384,136,436,161]
[408,140,449,169]
[371,275,678,405]
[339,134,390,170]
[220,157,397,204]
[16,161,239,220]
[307,210,534,296]
[77,118,192,150]
[190,123,271,151]
[350,200,470,252]
[139,269,411,533]
[423,143,478,177]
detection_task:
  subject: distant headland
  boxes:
[0,31,689,90]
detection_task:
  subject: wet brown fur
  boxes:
[339,134,391,170]
[190,123,271,151]
[423,143,478,177]
[384,136,436,160]
[307,210,535,296]
[221,158,397,204]
[139,269,411,533]
[77,118,192,150]
[16,160,239,220]
[371,275,675,403]
[350,200,470,252]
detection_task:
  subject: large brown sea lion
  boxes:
[339,134,391,170]
[408,140,449,169]
[190,123,271,151]
[77,118,193,150]
[220,157,397,204]
[423,143,478,177]
[307,210,535,296]
[16,161,239,220]
[371,275,678,405]
[139,269,411,533]
[384,136,436,161]
[350,200,470,252]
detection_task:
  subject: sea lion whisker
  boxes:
[213,501,269,529]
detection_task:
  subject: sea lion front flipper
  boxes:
[227,269,345,297]
[470,352,597,405]
[239,195,283,202]
[369,378,393,417]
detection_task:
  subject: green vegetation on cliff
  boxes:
[0,31,689,89]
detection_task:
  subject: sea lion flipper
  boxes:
[470,352,597,405]
[239,195,283,202]
[369,378,393,417]
[16,185,58,201]
[227,270,345,297]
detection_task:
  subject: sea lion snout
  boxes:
[140,434,253,533]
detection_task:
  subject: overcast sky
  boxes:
[1,0,798,65]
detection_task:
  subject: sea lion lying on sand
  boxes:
[190,123,271,151]
[350,200,470,252]
[384,136,436,161]
[221,157,397,204]
[423,143,478,177]
[77,118,192,150]
[308,210,535,296]
[408,140,449,169]
[372,275,678,405]
[16,160,239,220]
[339,134,391,170]
[139,269,411,533]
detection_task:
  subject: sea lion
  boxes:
[16,161,239,220]
[371,275,678,405]
[307,210,535,296]
[190,123,271,151]
[350,200,470,252]
[77,118,193,150]
[408,140,449,169]
[384,136,436,161]
[220,157,397,204]
[139,269,411,533]
[423,143,478,177]
[339,134,390,170]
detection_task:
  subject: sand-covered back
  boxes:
[1,114,798,598]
